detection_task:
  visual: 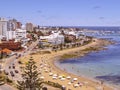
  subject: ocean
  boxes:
[55,27,120,88]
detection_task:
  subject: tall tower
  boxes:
[7,19,17,31]
[26,23,33,32]
[0,17,8,36]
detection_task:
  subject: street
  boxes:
[0,40,39,89]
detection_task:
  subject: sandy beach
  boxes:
[19,39,114,90]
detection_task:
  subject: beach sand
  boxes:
[19,39,114,90]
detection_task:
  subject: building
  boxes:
[0,18,8,37]
[16,22,22,29]
[0,40,21,50]
[7,31,16,40]
[15,29,26,39]
[7,19,18,31]
[40,31,64,45]
[26,23,33,32]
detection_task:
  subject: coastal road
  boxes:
[0,84,16,90]
[0,40,40,90]
[3,40,39,81]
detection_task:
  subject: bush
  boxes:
[44,81,62,89]
[6,77,13,83]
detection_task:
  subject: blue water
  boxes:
[55,27,120,88]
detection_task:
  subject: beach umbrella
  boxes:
[53,74,57,77]
[62,75,66,78]
[49,72,53,76]
[44,69,48,72]
[40,76,44,79]
[74,84,79,87]
[52,76,57,79]
[44,64,47,66]
[58,76,62,79]
[40,65,43,68]
[79,83,83,86]
[68,82,72,85]
[73,78,78,81]
[60,78,65,81]
[66,76,71,79]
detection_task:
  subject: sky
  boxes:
[0,0,120,26]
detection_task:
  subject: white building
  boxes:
[0,18,8,37]
[40,31,64,45]
[65,30,79,39]
[7,31,16,40]
[15,29,27,41]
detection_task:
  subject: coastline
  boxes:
[20,38,114,90]
[49,39,114,90]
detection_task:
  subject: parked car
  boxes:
[15,70,19,73]
[12,66,15,69]
[10,71,14,77]
[18,61,22,64]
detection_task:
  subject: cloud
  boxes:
[93,6,101,9]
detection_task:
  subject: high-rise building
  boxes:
[26,23,33,32]
[16,22,22,29]
[0,17,8,36]
[7,19,17,31]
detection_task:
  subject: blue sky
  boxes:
[0,0,120,26]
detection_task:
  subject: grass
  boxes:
[82,47,98,52]
[61,54,78,60]
[44,81,62,89]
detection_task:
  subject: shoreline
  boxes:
[20,38,114,90]
[50,39,114,90]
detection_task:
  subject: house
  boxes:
[0,39,21,50]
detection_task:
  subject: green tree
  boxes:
[17,57,43,90]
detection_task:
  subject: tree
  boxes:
[17,57,43,90]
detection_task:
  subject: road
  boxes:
[0,40,39,88]
[0,84,17,90]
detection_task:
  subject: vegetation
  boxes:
[61,54,78,60]
[82,47,98,51]
[44,81,62,89]
[17,57,43,90]
[0,72,5,85]
[64,37,72,43]
[5,76,13,84]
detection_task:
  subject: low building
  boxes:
[15,29,27,41]
[0,40,21,50]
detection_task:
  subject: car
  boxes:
[18,61,22,64]
[12,66,15,69]
[15,70,19,73]
[10,71,14,77]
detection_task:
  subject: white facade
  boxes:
[6,29,27,41]
[7,31,16,40]
[15,29,27,41]
[66,31,79,39]
[40,31,64,45]
[0,18,8,37]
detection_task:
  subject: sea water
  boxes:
[55,27,120,88]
